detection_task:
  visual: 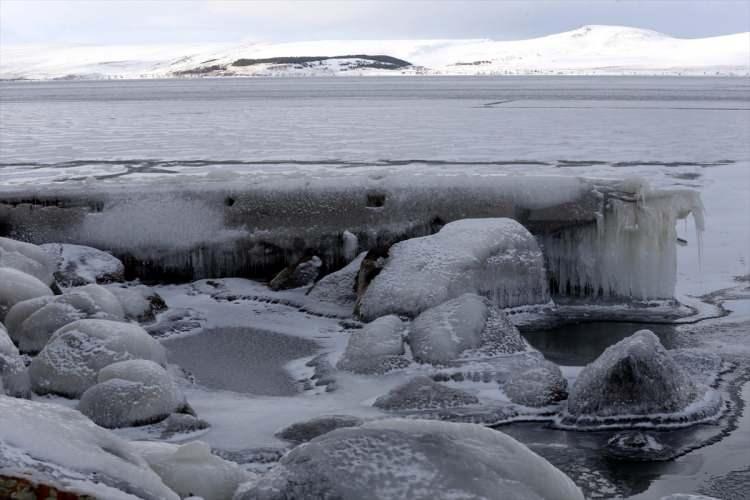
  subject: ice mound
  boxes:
[409,293,528,365]
[132,440,249,500]
[0,237,56,286]
[6,286,125,354]
[0,396,179,500]
[374,376,479,411]
[79,359,187,428]
[560,330,721,428]
[306,252,365,309]
[0,323,29,397]
[41,242,125,286]
[107,284,167,322]
[358,218,549,320]
[503,360,568,407]
[236,418,584,500]
[29,319,167,397]
[276,415,364,444]
[337,315,408,374]
[0,267,53,322]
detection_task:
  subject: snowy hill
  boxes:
[1,25,748,80]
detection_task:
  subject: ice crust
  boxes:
[0,396,179,500]
[0,237,56,285]
[79,359,187,428]
[236,418,584,500]
[359,218,550,320]
[41,242,125,285]
[29,318,167,397]
[132,440,249,500]
[0,267,53,322]
[6,285,125,353]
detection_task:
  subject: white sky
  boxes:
[1,0,748,46]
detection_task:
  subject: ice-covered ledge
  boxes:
[0,173,702,300]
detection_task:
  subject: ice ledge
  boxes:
[0,174,702,301]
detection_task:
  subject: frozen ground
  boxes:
[1,77,749,498]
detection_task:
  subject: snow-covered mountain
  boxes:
[2,25,748,80]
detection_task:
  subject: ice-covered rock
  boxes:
[0,396,179,500]
[503,361,568,407]
[0,323,29,397]
[269,255,322,290]
[79,359,187,428]
[306,252,365,308]
[0,237,56,286]
[29,319,167,397]
[408,293,528,365]
[276,415,364,444]
[158,413,210,439]
[6,286,125,354]
[132,440,249,500]
[374,376,479,411]
[337,315,407,374]
[561,330,707,427]
[236,418,584,500]
[41,242,125,286]
[107,284,167,322]
[605,431,672,461]
[358,218,549,320]
[0,267,53,322]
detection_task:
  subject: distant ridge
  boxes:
[2,25,748,80]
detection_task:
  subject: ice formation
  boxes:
[359,218,549,320]
[29,318,167,397]
[236,418,584,500]
[0,396,179,500]
[79,359,187,428]
[540,185,704,299]
[503,360,568,407]
[41,242,125,286]
[337,315,407,374]
[560,330,721,428]
[0,267,53,321]
[408,293,528,365]
[0,237,56,285]
[132,441,249,500]
[373,376,479,411]
[6,286,126,353]
[276,415,364,444]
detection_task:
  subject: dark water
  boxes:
[162,327,318,396]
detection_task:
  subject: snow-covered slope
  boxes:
[1,25,748,79]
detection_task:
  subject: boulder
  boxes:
[306,252,365,307]
[236,418,584,500]
[30,319,167,397]
[107,284,167,322]
[41,243,125,286]
[358,218,549,320]
[269,255,322,291]
[503,361,568,407]
[0,267,53,322]
[374,376,479,411]
[276,415,364,444]
[0,237,56,286]
[79,360,187,428]
[337,315,408,374]
[0,323,29,397]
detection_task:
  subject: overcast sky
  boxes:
[1,0,748,46]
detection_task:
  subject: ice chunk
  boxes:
[276,415,364,444]
[337,315,407,374]
[503,360,568,407]
[41,242,125,286]
[0,237,56,285]
[374,376,479,410]
[29,319,167,397]
[359,218,549,320]
[560,330,719,428]
[236,418,584,500]
[79,359,187,428]
[0,396,179,500]
[0,267,53,321]
[6,287,125,354]
[132,440,249,500]
[107,284,167,322]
